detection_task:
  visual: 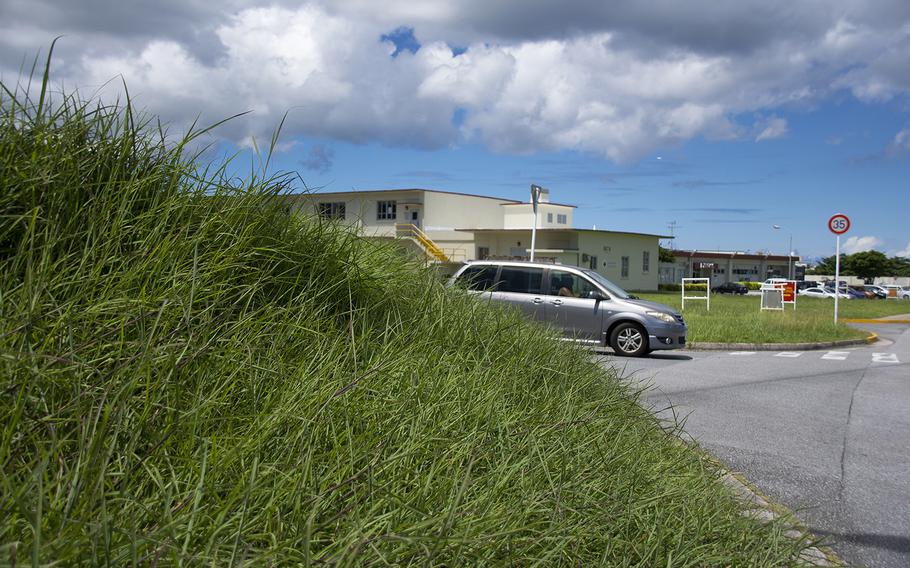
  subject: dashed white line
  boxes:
[821,351,850,360]
[872,353,900,364]
[729,351,757,356]
[775,352,802,358]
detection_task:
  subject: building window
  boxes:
[589,255,598,270]
[317,202,345,220]
[642,251,650,273]
[556,214,567,224]
[477,246,490,260]
[547,213,553,223]
[377,200,397,220]
[621,256,629,279]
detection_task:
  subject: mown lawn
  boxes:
[636,292,910,344]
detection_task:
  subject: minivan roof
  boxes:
[464,259,584,270]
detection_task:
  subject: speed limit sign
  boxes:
[828,214,850,235]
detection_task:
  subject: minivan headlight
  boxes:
[646,311,676,324]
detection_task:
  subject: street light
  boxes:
[773,225,793,279]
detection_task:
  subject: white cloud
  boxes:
[892,242,910,258]
[2,1,910,162]
[887,127,910,156]
[755,116,788,141]
[842,235,884,254]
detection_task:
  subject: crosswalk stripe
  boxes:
[821,351,849,360]
[775,352,802,357]
[872,353,900,364]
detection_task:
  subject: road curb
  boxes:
[843,318,910,324]
[686,332,877,351]
[683,442,842,566]
[718,469,842,566]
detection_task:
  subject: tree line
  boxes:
[807,251,910,282]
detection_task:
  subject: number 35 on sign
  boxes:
[828,214,850,235]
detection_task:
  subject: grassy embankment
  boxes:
[1,69,813,564]
[637,292,910,344]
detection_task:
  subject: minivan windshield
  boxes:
[581,269,630,299]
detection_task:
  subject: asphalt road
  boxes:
[597,323,910,568]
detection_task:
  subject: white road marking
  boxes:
[872,353,900,364]
[821,351,849,360]
[775,352,802,357]
[730,351,757,356]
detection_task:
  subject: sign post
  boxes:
[827,214,851,324]
[530,184,542,261]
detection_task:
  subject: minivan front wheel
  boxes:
[610,322,649,357]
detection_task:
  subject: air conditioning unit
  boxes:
[581,253,589,262]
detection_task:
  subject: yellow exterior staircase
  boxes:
[395,224,450,262]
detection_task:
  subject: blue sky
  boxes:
[2,0,909,260]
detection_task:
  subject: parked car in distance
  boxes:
[840,287,867,300]
[796,280,815,291]
[448,260,686,357]
[864,285,888,299]
[800,287,849,299]
[712,282,748,295]
[822,286,853,299]
[763,278,790,286]
[850,285,878,299]
[880,285,910,299]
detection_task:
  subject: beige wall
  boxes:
[292,190,425,237]
[421,191,510,242]
[292,190,511,242]
[578,232,658,291]
[503,204,574,229]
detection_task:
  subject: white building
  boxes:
[661,249,803,285]
[288,188,669,291]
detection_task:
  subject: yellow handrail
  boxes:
[395,224,449,262]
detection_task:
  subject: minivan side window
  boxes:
[497,266,544,294]
[548,270,599,298]
[456,265,499,291]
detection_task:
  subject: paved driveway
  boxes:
[597,323,910,568]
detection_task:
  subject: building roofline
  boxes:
[284,188,522,204]
[457,228,673,239]
[501,202,577,209]
[670,249,799,261]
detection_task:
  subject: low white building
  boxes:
[287,188,668,291]
[661,249,803,285]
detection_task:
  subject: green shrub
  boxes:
[738,281,763,290]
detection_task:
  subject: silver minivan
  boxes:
[448,260,686,357]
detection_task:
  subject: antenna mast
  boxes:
[666,220,682,249]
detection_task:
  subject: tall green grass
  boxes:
[1,63,812,565]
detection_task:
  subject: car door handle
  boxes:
[532,297,544,304]
[551,299,563,306]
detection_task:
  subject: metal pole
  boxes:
[834,235,840,324]
[788,234,793,279]
[529,184,540,261]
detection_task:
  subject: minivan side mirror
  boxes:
[586,290,610,301]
